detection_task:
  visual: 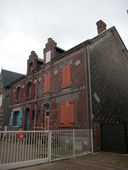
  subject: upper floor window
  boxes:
[62,64,71,88]
[32,110,35,123]
[45,50,51,63]
[16,86,21,102]
[44,103,50,116]
[26,81,32,99]
[44,73,50,93]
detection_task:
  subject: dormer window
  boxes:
[46,50,51,63]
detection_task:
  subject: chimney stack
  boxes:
[96,20,107,34]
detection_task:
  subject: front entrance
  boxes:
[24,108,30,130]
[13,111,19,127]
[101,124,128,153]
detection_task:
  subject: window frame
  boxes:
[45,50,51,63]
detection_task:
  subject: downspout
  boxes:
[2,87,9,130]
[34,71,39,130]
[86,44,93,128]
[2,87,5,130]
[85,43,94,152]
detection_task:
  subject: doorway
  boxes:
[24,108,30,130]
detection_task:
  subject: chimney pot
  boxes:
[96,20,107,34]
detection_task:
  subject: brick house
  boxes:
[9,20,128,153]
[0,69,23,130]
[10,39,89,131]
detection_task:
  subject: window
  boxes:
[16,86,21,102]
[32,110,35,122]
[35,109,40,126]
[44,73,50,92]
[62,64,71,88]
[44,103,50,116]
[10,112,13,127]
[26,81,32,99]
[60,101,74,127]
[46,50,51,63]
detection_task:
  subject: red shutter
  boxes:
[44,73,50,92]
[68,102,74,127]
[62,66,66,88]
[66,64,71,87]
[62,64,71,88]
[60,101,74,127]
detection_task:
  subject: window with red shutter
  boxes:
[60,101,74,127]
[44,73,50,92]
[62,64,71,88]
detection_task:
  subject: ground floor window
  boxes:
[60,101,74,127]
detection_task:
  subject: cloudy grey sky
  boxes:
[0,0,128,74]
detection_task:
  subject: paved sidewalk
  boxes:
[16,152,128,170]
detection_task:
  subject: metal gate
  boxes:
[101,124,128,153]
[0,129,93,170]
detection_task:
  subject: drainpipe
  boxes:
[86,44,93,128]
[85,43,94,152]
[2,88,6,130]
[34,71,39,130]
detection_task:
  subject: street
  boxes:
[16,152,128,170]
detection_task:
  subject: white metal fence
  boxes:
[0,129,93,170]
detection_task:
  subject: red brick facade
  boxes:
[10,39,91,131]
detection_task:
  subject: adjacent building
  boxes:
[9,20,128,153]
[0,69,23,130]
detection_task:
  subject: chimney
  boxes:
[96,20,107,34]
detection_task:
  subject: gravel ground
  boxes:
[14,152,128,170]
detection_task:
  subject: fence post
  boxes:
[73,129,75,156]
[48,130,51,162]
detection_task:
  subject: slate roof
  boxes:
[1,69,24,87]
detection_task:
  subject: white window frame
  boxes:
[45,50,51,63]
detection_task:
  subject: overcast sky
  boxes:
[0,0,128,74]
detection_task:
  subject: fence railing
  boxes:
[0,129,93,169]
[51,129,93,161]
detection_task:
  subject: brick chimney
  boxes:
[96,20,107,34]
